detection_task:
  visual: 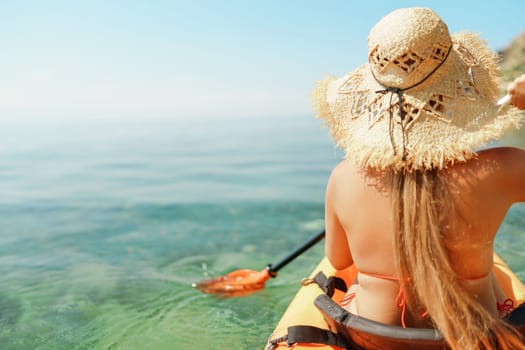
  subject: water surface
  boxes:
[0,116,523,349]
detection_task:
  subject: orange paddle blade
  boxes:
[193,269,272,297]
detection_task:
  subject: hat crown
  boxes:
[368,7,452,89]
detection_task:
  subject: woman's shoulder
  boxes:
[329,160,379,184]
[476,146,525,160]
[474,147,525,177]
[454,147,525,202]
[328,160,391,196]
[330,159,390,177]
[451,147,525,173]
[329,159,357,180]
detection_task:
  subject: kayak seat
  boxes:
[314,293,525,350]
[314,294,445,349]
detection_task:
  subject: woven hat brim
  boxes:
[313,33,524,171]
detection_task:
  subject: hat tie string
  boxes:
[372,45,452,162]
[375,87,408,161]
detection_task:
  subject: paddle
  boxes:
[193,230,326,297]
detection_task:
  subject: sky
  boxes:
[1,0,524,122]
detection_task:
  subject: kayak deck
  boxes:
[266,255,525,349]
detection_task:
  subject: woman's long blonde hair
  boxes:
[391,169,523,350]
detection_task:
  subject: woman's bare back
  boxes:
[325,147,525,327]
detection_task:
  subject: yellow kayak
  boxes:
[266,255,525,349]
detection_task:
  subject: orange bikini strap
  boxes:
[359,272,431,328]
[360,272,409,327]
[359,271,400,281]
[394,287,408,328]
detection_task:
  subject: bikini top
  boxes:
[345,271,490,328]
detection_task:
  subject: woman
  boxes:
[314,7,525,350]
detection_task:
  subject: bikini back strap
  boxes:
[359,271,411,328]
[359,271,400,281]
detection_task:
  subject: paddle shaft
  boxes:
[267,230,326,276]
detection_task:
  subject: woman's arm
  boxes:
[482,147,525,203]
[324,164,353,269]
[500,147,525,203]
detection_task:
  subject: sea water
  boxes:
[0,116,523,350]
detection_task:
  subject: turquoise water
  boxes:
[0,116,524,350]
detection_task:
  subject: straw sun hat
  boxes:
[313,7,523,171]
